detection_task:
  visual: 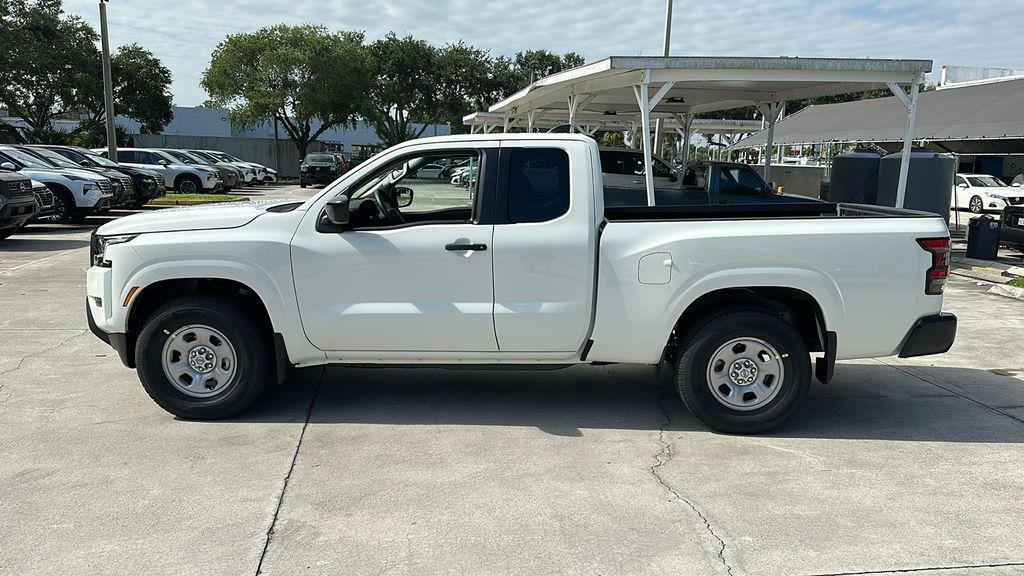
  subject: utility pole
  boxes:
[99,1,117,161]
[652,0,673,156]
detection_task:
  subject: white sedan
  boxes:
[951,173,1024,213]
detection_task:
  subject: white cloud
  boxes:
[64,0,1024,106]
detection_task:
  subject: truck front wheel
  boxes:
[675,310,811,433]
[134,295,274,419]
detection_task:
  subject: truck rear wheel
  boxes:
[675,310,810,433]
[134,294,273,419]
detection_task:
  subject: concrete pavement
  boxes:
[1,213,1023,576]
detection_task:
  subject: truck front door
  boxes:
[290,145,498,352]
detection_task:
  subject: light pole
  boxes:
[99,0,117,161]
[653,0,673,156]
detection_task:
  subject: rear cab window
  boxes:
[507,148,570,223]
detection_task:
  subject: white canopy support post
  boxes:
[633,77,656,206]
[567,94,580,133]
[527,109,536,133]
[888,80,921,209]
[757,101,785,185]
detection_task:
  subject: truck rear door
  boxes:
[490,141,597,353]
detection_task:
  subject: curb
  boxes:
[990,284,1024,301]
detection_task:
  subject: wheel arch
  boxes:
[665,286,830,360]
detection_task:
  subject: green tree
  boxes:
[202,24,372,158]
[364,34,491,146]
[0,0,100,141]
[488,50,586,102]
[78,44,174,134]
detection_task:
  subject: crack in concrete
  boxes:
[254,374,324,576]
[649,390,735,576]
[800,560,1024,575]
[0,330,87,389]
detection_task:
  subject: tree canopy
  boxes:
[0,0,173,144]
[202,24,373,158]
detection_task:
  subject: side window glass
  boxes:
[599,151,625,175]
[116,150,134,163]
[508,148,570,223]
[396,153,478,214]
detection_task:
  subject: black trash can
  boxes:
[966,215,1001,260]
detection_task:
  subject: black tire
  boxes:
[675,309,811,434]
[176,175,201,195]
[134,294,274,419]
[49,189,75,224]
[0,229,13,240]
[128,199,149,209]
[299,182,306,188]
[969,195,984,214]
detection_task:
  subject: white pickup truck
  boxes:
[87,134,956,432]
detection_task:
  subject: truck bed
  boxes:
[604,200,939,221]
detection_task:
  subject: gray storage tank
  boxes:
[876,149,956,221]
[826,148,881,204]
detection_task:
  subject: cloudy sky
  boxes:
[65,0,1024,107]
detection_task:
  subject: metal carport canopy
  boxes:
[462,110,762,136]
[727,76,1024,152]
[488,56,932,206]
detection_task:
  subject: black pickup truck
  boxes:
[0,170,39,240]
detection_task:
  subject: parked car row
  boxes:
[0,144,280,240]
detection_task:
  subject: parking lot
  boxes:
[1,200,1023,576]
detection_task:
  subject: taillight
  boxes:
[917,237,950,295]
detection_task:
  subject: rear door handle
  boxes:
[445,242,487,251]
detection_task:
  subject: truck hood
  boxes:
[96,199,301,235]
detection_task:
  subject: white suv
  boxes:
[95,148,223,194]
[0,146,114,223]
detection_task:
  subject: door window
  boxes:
[346,151,481,227]
[719,166,769,197]
[507,148,570,223]
[116,150,138,163]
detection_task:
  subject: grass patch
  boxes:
[1009,277,1024,288]
[150,194,249,206]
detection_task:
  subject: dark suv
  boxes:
[299,153,342,188]
[0,169,39,240]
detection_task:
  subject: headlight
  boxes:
[82,182,98,190]
[90,233,137,267]
[990,194,1008,201]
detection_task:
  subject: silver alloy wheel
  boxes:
[706,337,785,411]
[161,324,238,398]
[969,196,984,213]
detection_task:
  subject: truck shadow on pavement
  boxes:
[237,362,1024,443]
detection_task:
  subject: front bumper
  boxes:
[86,297,132,367]
[898,313,957,358]
[300,171,339,185]
[1,197,39,231]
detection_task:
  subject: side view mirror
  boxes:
[957,183,968,188]
[0,161,16,171]
[394,186,414,208]
[1012,182,1022,188]
[157,159,169,166]
[324,194,350,226]
[80,160,91,167]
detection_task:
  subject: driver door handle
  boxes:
[445,242,487,251]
